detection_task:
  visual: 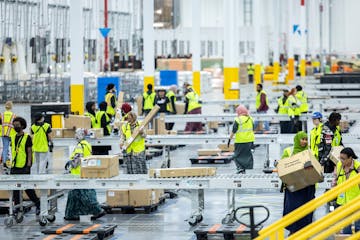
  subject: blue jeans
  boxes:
[254,111,270,131]
[343,220,360,234]
[2,136,11,162]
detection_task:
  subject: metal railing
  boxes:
[255,174,360,239]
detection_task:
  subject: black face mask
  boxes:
[14,126,22,133]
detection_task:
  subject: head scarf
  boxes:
[75,128,87,141]
[121,103,132,114]
[236,105,249,116]
[293,131,308,154]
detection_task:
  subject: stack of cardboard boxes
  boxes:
[106,189,165,207]
[50,115,93,138]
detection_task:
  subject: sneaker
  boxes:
[236,169,246,174]
[90,210,106,220]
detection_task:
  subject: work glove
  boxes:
[48,141,54,152]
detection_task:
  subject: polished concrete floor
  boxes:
[0,80,359,239]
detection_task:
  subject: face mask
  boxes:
[14,126,22,132]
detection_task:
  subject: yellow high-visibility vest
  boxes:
[234,116,255,143]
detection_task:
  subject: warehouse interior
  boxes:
[1,0,360,240]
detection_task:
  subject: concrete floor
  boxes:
[0,79,359,239]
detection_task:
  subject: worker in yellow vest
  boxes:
[31,113,53,174]
[64,128,105,221]
[247,63,255,83]
[319,112,343,173]
[105,84,117,118]
[95,102,111,136]
[288,88,302,133]
[333,147,360,234]
[11,117,40,215]
[228,105,255,174]
[166,85,177,130]
[85,102,97,128]
[295,85,309,113]
[142,84,156,116]
[310,112,323,160]
[120,112,147,174]
[276,90,291,133]
[184,86,203,132]
[1,101,16,165]
[254,84,269,131]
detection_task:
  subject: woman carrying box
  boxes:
[281,131,316,235]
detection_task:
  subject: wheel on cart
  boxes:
[4,217,14,227]
[47,215,56,223]
[39,217,48,226]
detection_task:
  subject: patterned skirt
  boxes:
[64,189,102,218]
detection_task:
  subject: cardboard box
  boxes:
[147,129,155,135]
[50,128,63,138]
[136,96,143,116]
[197,149,221,156]
[0,190,50,200]
[175,102,185,115]
[129,189,156,207]
[106,189,129,207]
[88,128,104,139]
[63,129,76,138]
[154,189,165,204]
[149,167,217,178]
[207,121,219,129]
[334,234,351,240]
[218,144,235,152]
[123,105,160,150]
[155,113,167,135]
[64,115,91,129]
[329,146,344,164]
[277,150,324,192]
[80,155,119,178]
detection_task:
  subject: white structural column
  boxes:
[223,0,239,99]
[253,0,265,85]
[272,0,280,81]
[70,0,84,114]
[287,0,295,81]
[191,0,201,95]
[299,0,306,77]
[143,0,155,91]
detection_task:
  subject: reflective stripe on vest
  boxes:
[85,112,97,128]
[296,90,309,113]
[31,123,50,152]
[2,111,16,137]
[336,160,360,205]
[310,123,323,160]
[143,92,156,110]
[121,121,145,154]
[166,90,175,112]
[95,111,111,133]
[11,133,30,168]
[234,116,255,143]
[256,90,269,109]
[70,140,92,175]
[332,126,342,146]
[186,92,202,112]
[105,93,116,116]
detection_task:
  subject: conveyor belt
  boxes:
[0,173,334,190]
